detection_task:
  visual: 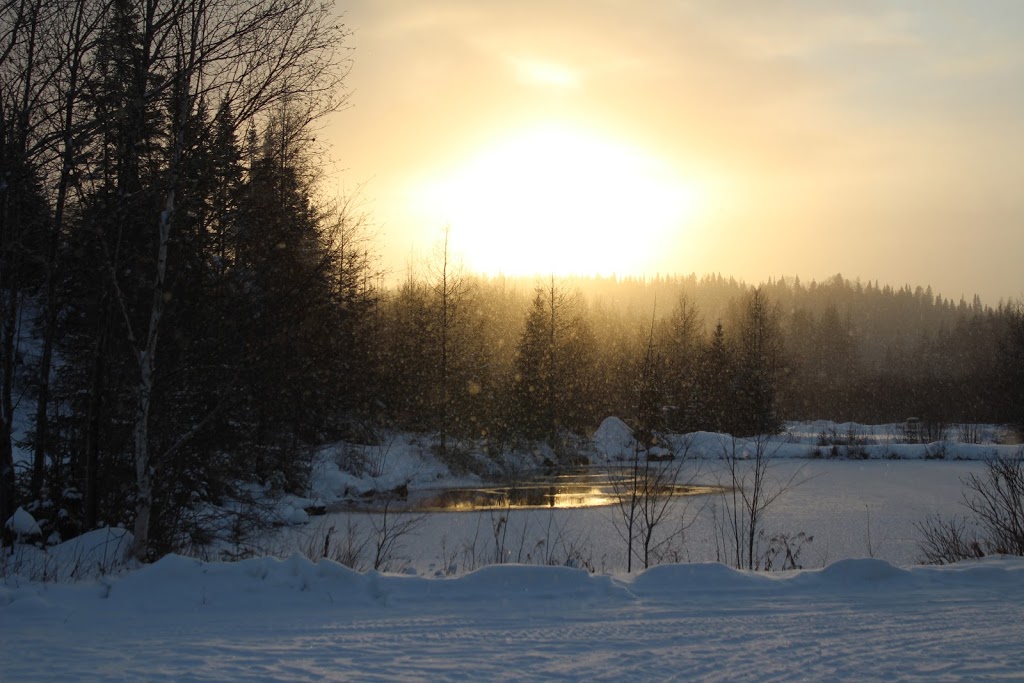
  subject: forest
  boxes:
[2,0,1023,561]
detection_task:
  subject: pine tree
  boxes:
[659,293,702,432]
[695,321,732,434]
[733,288,784,436]
[513,290,554,441]
[511,279,596,447]
[0,121,51,533]
[209,102,244,270]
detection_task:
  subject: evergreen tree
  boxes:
[381,275,436,431]
[659,293,702,432]
[732,288,784,436]
[1000,305,1024,429]
[0,121,51,532]
[513,290,555,441]
[695,321,732,434]
[511,279,596,447]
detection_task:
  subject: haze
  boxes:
[327,1,1024,304]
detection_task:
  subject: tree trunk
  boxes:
[130,199,171,560]
[83,319,106,531]
[0,287,17,539]
[0,177,19,540]
[31,16,85,501]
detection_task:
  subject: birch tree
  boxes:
[75,0,350,559]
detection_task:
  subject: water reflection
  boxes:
[408,473,723,512]
[413,484,615,511]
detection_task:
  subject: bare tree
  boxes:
[429,226,471,462]
[29,0,112,506]
[916,449,1024,564]
[609,313,701,571]
[369,498,426,572]
[610,438,699,572]
[713,434,806,570]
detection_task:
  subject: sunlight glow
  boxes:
[418,124,700,277]
[509,57,581,89]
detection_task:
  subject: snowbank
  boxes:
[1,527,133,583]
[4,539,1023,681]
[4,552,1022,612]
[307,435,471,507]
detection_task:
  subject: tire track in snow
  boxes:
[4,572,1023,681]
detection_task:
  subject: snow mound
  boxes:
[592,417,636,461]
[6,554,1024,622]
[793,558,911,587]
[5,507,41,538]
[1,526,133,584]
[627,562,772,594]
[307,435,465,507]
[818,557,909,581]
[61,553,373,612]
[274,494,312,525]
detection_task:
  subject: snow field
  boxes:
[4,421,1022,681]
[3,553,1023,681]
[281,459,991,574]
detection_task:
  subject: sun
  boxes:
[416,123,700,277]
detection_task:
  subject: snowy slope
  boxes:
[3,554,1023,681]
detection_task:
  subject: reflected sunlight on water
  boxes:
[410,480,724,512]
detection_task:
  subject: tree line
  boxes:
[2,0,1022,558]
[373,267,1023,452]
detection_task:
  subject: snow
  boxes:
[592,416,636,461]
[4,508,42,539]
[3,553,1023,681]
[7,420,1016,558]
[3,422,1023,680]
[588,419,1017,464]
[307,435,475,508]
[273,456,1002,575]
[273,494,313,526]
[2,527,133,583]
[680,422,1020,461]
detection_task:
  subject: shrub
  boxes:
[916,449,1024,563]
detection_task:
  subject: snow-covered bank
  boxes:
[3,554,1023,681]
[1,527,134,583]
[305,419,1020,513]
[6,421,1018,577]
[4,459,990,580]
[282,459,989,574]
[283,418,1020,575]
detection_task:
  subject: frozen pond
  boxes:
[332,468,724,512]
[282,459,987,574]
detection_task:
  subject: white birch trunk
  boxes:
[130,160,175,558]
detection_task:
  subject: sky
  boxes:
[323,1,1024,305]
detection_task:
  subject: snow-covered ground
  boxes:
[3,421,1023,681]
[278,418,1018,574]
[303,419,1019,513]
[3,551,1023,681]
[281,459,989,575]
